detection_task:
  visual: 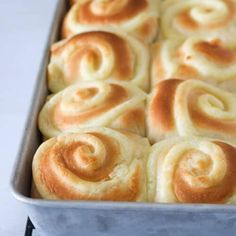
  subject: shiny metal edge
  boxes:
[11,190,236,214]
[10,0,236,216]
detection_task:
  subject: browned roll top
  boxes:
[188,90,236,134]
[194,41,236,65]
[40,133,116,197]
[174,142,236,203]
[149,79,181,132]
[77,0,148,24]
[33,128,149,201]
[174,1,234,31]
[52,32,135,84]
[52,84,128,130]
[63,0,158,43]
[38,132,141,201]
[150,79,236,134]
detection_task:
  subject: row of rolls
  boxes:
[32,0,236,204]
[32,127,236,203]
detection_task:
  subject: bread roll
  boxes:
[148,137,236,203]
[147,79,236,143]
[39,80,146,138]
[48,30,150,93]
[62,0,159,43]
[151,37,236,92]
[32,127,150,201]
[161,0,236,47]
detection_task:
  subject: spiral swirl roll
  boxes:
[32,127,149,201]
[151,37,236,92]
[147,79,236,143]
[62,0,159,43]
[48,30,150,93]
[39,80,146,138]
[161,0,236,47]
[148,138,236,203]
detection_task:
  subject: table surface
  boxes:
[0,1,58,235]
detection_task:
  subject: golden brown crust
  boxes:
[173,1,234,30]
[77,0,148,24]
[39,133,118,199]
[39,81,146,138]
[52,84,128,126]
[48,30,149,93]
[148,138,236,203]
[149,79,182,133]
[53,32,134,82]
[62,0,159,43]
[188,91,236,134]
[147,79,236,143]
[161,0,236,47]
[194,41,236,65]
[151,37,236,92]
[174,142,236,203]
[32,127,149,201]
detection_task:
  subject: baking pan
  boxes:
[11,0,236,235]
